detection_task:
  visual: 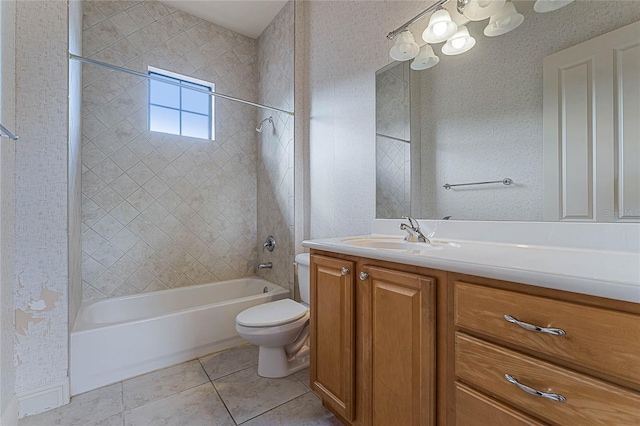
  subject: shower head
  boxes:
[256,116,273,133]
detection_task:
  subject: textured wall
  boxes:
[306,1,426,238]
[419,1,640,221]
[293,1,309,255]
[13,0,69,396]
[81,0,259,299]
[0,0,16,415]
[376,61,411,219]
[69,0,83,329]
[256,2,295,294]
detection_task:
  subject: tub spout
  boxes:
[258,262,272,269]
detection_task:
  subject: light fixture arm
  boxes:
[386,0,449,40]
[456,0,471,15]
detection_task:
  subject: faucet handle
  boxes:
[402,216,420,230]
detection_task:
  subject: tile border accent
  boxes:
[17,378,69,419]
[1,394,18,426]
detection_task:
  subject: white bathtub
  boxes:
[70,277,289,395]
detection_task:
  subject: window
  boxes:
[148,67,214,140]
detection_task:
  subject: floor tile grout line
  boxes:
[198,358,239,426]
[124,378,212,413]
[205,362,258,382]
[120,381,125,412]
[237,389,313,425]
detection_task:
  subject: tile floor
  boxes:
[19,345,343,426]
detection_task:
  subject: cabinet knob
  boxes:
[359,272,369,281]
[341,267,350,276]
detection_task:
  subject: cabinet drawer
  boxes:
[456,333,640,426]
[454,281,640,385]
[455,382,545,426]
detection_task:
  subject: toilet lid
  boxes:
[236,299,308,327]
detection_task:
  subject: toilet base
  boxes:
[257,345,310,378]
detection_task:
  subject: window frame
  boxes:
[147,66,215,140]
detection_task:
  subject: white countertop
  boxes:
[302,221,640,303]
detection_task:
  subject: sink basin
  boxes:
[341,237,459,252]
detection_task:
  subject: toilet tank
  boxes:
[295,253,311,305]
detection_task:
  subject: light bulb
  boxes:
[432,21,448,36]
[441,25,475,55]
[422,9,458,44]
[451,38,466,49]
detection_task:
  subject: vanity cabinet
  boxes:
[449,275,640,426]
[310,253,438,426]
[310,254,356,421]
[309,249,640,426]
[363,265,436,426]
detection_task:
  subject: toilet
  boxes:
[235,253,311,378]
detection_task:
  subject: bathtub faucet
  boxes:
[258,262,273,269]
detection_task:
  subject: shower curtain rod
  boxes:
[69,53,294,117]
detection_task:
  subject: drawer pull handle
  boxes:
[341,267,350,276]
[505,374,566,403]
[359,272,369,281]
[504,315,566,336]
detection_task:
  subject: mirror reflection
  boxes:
[376,1,640,222]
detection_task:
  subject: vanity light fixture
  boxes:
[422,9,458,43]
[389,29,420,61]
[442,25,476,55]
[484,1,524,37]
[533,0,574,13]
[459,0,506,21]
[411,44,440,70]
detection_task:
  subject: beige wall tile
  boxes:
[82,1,259,298]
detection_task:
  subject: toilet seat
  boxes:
[236,299,308,328]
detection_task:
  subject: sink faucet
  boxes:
[399,217,430,244]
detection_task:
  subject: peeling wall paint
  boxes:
[14,309,45,337]
[28,287,63,313]
[13,0,69,398]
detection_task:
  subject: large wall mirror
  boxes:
[376,1,640,222]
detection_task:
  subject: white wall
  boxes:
[0,0,17,422]
[13,0,70,415]
[306,1,426,238]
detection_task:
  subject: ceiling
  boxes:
[158,0,288,39]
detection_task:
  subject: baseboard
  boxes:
[0,394,18,426]
[17,379,69,419]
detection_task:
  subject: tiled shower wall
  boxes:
[256,2,295,294]
[81,0,259,299]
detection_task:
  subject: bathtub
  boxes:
[70,277,289,395]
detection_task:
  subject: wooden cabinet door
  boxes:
[310,254,356,421]
[363,266,436,426]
